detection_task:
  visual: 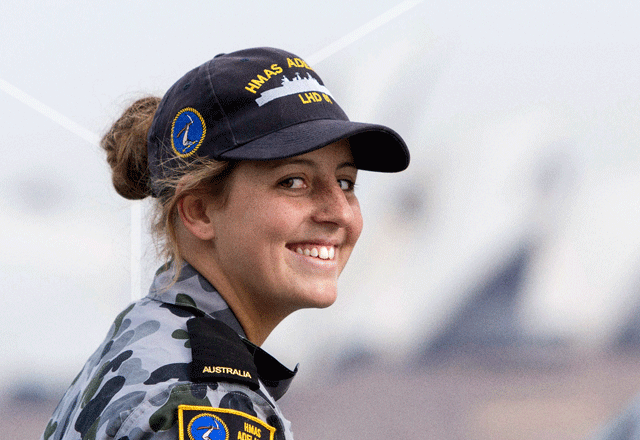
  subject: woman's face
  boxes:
[205,139,363,317]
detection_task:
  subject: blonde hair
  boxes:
[101,96,235,274]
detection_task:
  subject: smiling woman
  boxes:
[182,141,363,345]
[40,47,408,440]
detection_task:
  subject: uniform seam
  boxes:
[113,382,277,438]
[113,383,194,437]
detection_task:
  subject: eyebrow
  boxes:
[264,158,357,170]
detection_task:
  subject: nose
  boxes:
[311,181,357,227]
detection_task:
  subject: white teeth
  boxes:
[294,246,335,260]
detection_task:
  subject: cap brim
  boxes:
[218,119,410,172]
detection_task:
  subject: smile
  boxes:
[294,245,336,260]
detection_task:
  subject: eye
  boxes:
[279,177,306,189]
[338,179,356,191]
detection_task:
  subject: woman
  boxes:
[41,47,409,440]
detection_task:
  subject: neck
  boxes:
[184,255,289,346]
[177,225,293,346]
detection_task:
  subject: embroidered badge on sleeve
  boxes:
[178,405,276,440]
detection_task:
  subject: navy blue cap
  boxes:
[147,47,409,195]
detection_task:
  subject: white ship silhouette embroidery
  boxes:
[255,73,334,107]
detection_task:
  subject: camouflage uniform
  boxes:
[41,263,297,440]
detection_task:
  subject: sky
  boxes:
[1,0,640,390]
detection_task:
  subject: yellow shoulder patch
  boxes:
[178,405,276,440]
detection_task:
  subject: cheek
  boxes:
[349,200,364,244]
[240,200,301,247]
[338,201,363,272]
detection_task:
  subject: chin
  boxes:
[293,284,338,310]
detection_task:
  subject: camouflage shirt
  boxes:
[41,263,297,440]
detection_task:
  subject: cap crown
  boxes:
[148,48,349,185]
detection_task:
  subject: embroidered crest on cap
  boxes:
[171,108,206,157]
[179,405,276,440]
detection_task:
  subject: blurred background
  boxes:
[2,1,640,439]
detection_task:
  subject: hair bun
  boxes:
[101,96,161,200]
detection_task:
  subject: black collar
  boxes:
[187,317,297,401]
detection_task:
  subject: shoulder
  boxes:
[43,302,293,439]
[85,298,194,388]
[43,299,194,439]
[116,381,286,439]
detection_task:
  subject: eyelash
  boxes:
[278,177,356,192]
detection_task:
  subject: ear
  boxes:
[178,194,216,241]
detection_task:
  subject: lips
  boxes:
[292,245,336,260]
